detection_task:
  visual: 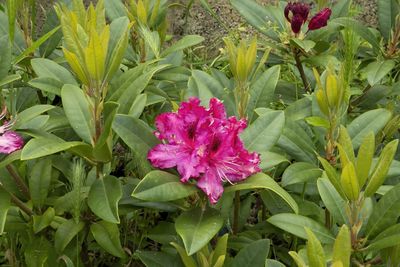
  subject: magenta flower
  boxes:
[0,107,24,154]
[308,8,332,31]
[148,98,261,204]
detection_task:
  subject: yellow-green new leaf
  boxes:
[305,227,326,267]
[316,89,329,116]
[211,234,228,266]
[365,139,399,197]
[356,132,375,188]
[337,143,351,168]
[288,251,307,267]
[340,162,359,201]
[332,262,344,267]
[326,73,338,108]
[333,225,351,267]
[339,126,355,163]
[170,242,197,267]
[318,157,347,199]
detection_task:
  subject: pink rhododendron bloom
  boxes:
[308,8,332,31]
[0,107,24,154]
[148,97,261,204]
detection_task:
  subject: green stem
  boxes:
[6,165,30,199]
[0,183,33,216]
[292,47,311,93]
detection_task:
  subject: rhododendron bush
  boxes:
[0,0,399,266]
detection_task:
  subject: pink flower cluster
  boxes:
[148,98,261,204]
[0,107,24,154]
[284,2,332,34]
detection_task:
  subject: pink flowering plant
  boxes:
[148,97,261,204]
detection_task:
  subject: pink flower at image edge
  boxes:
[147,98,261,204]
[0,131,24,154]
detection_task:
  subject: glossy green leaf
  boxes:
[175,207,223,256]
[29,158,52,208]
[33,207,55,233]
[265,259,286,267]
[365,139,398,197]
[347,109,391,149]
[231,239,270,267]
[0,187,10,234]
[268,213,335,244]
[225,173,298,213]
[15,105,55,129]
[137,250,185,267]
[305,227,325,267]
[365,184,400,238]
[31,58,77,85]
[28,77,63,95]
[259,151,289,170]
[356,132,375,188]
[170,242,197,267]
[162,35,204,57]
[281,162,322,187]
[288,252,307,267]
[318,157,346,199]
[364,60,395,86]
[90,221,125,258]
[332,225,351,267]
[377,0,399,41]
[212,234,228,266]
[132,170,198,202]
[241,110,285,152]
[365,224,400,251]
[88,175,122,223]
[55,219,85,253]
[338,126,355,163]
[317,178,348,225]
[340,163,359,201]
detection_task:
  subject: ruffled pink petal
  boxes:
[147,144,201,181]
[0,131,24,154]
[197,169,224,204]
[154,112,182,142]
[208,98,226,119]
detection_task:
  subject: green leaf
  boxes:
[0,74,21,87]
[133,170,198,202]
[365,224,400,251]
[175,207,223,256]
[29,158,52,208]
[137,250,184,267]
[338,126,355,164]
[15,105,55,129]
[61,84,95,144]
[332,225,351,267]
[33,207,55,233]
[88,175,122,223]
[365,184,400,238]
[317,178,348,225]
[259,151,289,170]
[247,66,280,121]
[305,116,330,128]
[288,252,307,267]
[0,187,10,234]
[170,242,197,267]
[347,109,392,149]
[305,228,325,267]
[241,110,285,152]
[225,173,298,214]
[340,162,359,201]
[162,35,204,57]
[90,221,125,258]
[0,35,11,81]
[28,77,63,95]
[268,213,335,244]
[290,39,315,53]
[356,132,375,188]
[318,157,346,199]
[364,60,395,86]
[55,219,85,253]
[365,139,398,197]
[13,26,61,64]
[231,239,270,267]
[31,58,77,85]
[21,136,85,160]
[128,94,147,118]
[265,259,286,267]
[212,234,228,266]
[281,162,322,187]
[377,0,399,41]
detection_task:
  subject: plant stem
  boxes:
[6,165,30,199]
[292,48,311,93]
[0,183,32,216]
[233,191,240,235]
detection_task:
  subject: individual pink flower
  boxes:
[308,8,332,31]
[0,107,24,154]
[148,97,261,204]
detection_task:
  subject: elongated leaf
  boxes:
[338,126,355,163]
[0,74,21,87]
[225,173,298,213]
[356,132,375,188]
[332,225,351,267]
[365,184,400,238]
[0,35,11,81]
[317,178,348,225]
[61,84,95,144]
[365,139,398,197]
[364,60,395,86]
[175,207,223,256]
[0,187,10,234]
[137,250,184,267]
[90,221,125,258]
[29,158,52,208]
[162,35,204,57]
[318,157,346,199]
[170,242,197,267]
[378,0,399,41]
[365,224,400,251]
[55,219,85,253]
[15,105,55,129]
[340,163,359,201]
[282,162,322,187]
[28,77,63,95]
[288,252,307,267]
[88,175,122,223]
[305,228,325,267]
[268,213,335,244]
[31,58,77,85]
[231,239,270,267]
[33,207,55,233]
[347,109,392,149]
[241,110,285,152]
[132,170,198,202]
[247,66,280,121]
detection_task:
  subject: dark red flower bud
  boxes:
[284,2,311,34]
[308,8,332,31]
[291,14,304,34]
